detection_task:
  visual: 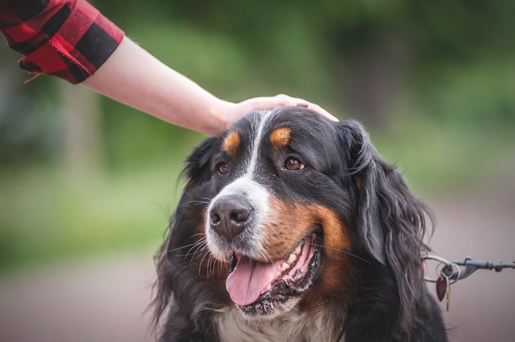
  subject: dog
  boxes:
[151,107,447,341]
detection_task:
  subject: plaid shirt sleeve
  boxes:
[0,0,124,84]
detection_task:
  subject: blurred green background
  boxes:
[1,0,514,272]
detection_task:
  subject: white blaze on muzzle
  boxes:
[206,111,274,261]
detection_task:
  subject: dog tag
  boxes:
[436,274,447,302]
[446,283,451,311]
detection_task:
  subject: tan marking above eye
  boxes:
[223,131,240,157]
[285,158,305,170]
[270,128,291,148]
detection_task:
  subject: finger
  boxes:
[244,96,298,110]
[241,96,338,122]
[303,103,338,122]
[274,94,293,101]
[291,97,338,122]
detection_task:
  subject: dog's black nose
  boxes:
[209,196,252,242]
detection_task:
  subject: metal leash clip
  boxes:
[422,255,515,311]
[422,255,460,311]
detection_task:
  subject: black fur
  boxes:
[151,108,447,342]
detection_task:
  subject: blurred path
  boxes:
[0,251,156,342]
[0,181,514,342]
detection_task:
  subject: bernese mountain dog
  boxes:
[151,107,447,342]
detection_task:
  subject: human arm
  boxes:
[82,36,336,136]
[1,0,336,136]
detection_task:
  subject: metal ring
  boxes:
[449,262,461,285]
[422,255,455,283]
[436,259,462,284]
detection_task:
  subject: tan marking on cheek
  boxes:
[314,206,351,255]
[259,199,358,312]
[223,131,240,157]
[260,200,351,260]
[260,199,312,260]
[301,207,358,313]
[269,128,291,149]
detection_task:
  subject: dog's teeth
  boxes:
[287,253,296,264]
[281,262,290,271]
[293,245,301,255]
[261,283,272,294]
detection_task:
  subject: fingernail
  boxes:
[297,102,309,108]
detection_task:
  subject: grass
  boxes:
[0,162,184,272]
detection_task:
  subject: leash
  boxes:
[422,255,515,310]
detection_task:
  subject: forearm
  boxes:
[82,36,234,136]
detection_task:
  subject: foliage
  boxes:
[0,163,182,271]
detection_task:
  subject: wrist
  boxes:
[205,99,236,136]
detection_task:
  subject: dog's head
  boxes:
[153,107,431,335]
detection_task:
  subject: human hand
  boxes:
[218,94,338,135]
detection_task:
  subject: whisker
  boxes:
[308,242,370,264]
[212,257,219,278]
[218,258,223,278]
[177,239,206,258]
[188,240,207,259]
[209,256,215,278]
[167,240,202,253]
[208,254,218,278]
[185,233,206,243]
[189,244,208,265]
[207,255,213,278]
[199,249,210,275]
[188,200,211,207]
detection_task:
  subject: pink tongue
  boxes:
[226,256,284,306]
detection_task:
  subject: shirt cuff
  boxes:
[19,0,124,84]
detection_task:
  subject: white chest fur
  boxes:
[216,306,342,342]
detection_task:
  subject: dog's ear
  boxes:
[335,120,387,263]
[181,136,219,192]
[336,120,433,331]
[150,136,219,334]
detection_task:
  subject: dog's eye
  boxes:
[285,158,305,171]
[218,163,229,174]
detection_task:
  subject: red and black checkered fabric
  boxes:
[0,0,124,84]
